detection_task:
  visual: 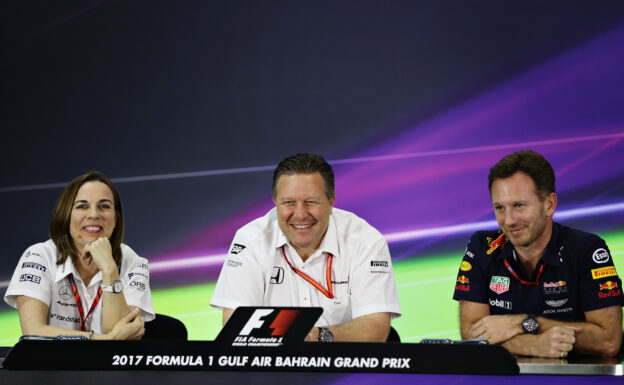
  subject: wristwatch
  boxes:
[318,327,334,342]
[101,280,123,294]
[521,314,539,334]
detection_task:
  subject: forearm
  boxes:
[501,333,542,356]
[101,269,134,333]
[19,324,112,340]
[538,316,621,356]
[323,313,391,342]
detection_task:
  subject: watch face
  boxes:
[113,281,123,293]
[319,328,334,342]
[522,317,538,333]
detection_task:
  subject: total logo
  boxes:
[488,298,512,310]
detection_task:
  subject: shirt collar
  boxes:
[274,212,340,259]
[495,222,561,266]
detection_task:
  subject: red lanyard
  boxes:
[504,258,544,286]
[281,246,334,299]
[67,273,103,331]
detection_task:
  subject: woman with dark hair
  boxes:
[4,172,154,340]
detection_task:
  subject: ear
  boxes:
[545,192,557,216]
[329,195,336,211]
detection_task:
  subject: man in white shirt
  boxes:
[211,153,401,342]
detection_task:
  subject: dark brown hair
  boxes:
[49,171,124,265]
[272,153,335,199]
[488,150,555,199]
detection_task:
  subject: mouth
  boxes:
[83,225,103,233]
[507,227,525,237]
[291,223,314,230]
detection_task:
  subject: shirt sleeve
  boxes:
[4,245,53,309]
[579,239,624,312]
[121,249,155,322]
[349,237,401,320]
[210,232,266,311]
[452,232,489,304]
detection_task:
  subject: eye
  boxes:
[99,203,111,209]
[75,204,88,209]
[514,203,526,208]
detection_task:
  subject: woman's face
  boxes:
[69,181,117,255]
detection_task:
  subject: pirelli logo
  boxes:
[592,266,617,280]
[370,261,388,268]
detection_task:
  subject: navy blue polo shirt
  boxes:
[452,222,624,321]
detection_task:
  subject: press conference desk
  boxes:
[1,340,623,384]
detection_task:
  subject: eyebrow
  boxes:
[73,199,113,205]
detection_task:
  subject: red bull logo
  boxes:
[544,280,567,288]
[457,275,469,284]
[599,281,619,290]
[486,233,508,255]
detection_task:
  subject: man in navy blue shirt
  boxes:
[453,150,623,357]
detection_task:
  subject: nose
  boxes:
[503,209,517,228]
[293,202,307,220]
[87,205,100,219]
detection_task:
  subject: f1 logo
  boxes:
[239,309,300,336]
[240,309,273,335]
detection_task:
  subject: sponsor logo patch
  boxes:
[137,263,149,270]
[592,266,617,280]
[598,281,622,299]
[128,272,149,279]
[455,284,470,292]
[270,267,284,284]
[599,281,619,291]
[543,280,568,295]
[486,234,507,255]
[464,248,475,259]
[370,261,389,268]
[592,248,610,264]
[489,276,510,295]
[230,243,246,255]
[489,298,512,310]
[130,281,146,291]
[457,275,469,284]
[22,262,47,272]
[20,274,41,284]
[59,285,73,300]
[460,261,472,271]
[545,299,568,307]
[226,260,243,268]
[56,300,78,308]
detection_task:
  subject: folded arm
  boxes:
[17,295,144,340]
[460,300,622,357]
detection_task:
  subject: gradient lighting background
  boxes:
[2,2,624,344]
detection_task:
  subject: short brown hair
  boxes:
[272,153,335,199]
[49,171,124,266]
[488,150,555,199]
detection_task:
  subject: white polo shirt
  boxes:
[210,208,401,327]
[4,240,155,333]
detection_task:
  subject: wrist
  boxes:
[100,268,120,284]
